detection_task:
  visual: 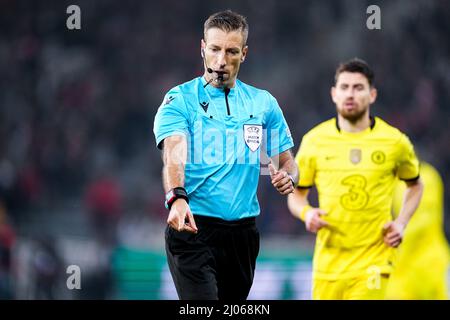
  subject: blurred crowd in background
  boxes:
[0,0,449,299]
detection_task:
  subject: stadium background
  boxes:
[0,0,449,299]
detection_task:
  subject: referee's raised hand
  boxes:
[269,163,294,195]
[167,199,198,233]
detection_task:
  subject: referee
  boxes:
[153,10,298,300]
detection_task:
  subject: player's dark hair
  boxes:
[335,58,375,87]
[204,10,249,45]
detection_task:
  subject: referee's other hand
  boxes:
[269,163,294,195]
[167,199,198,233]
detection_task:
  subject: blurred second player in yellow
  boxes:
[386,161,449,300]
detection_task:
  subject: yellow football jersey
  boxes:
[295,117,420,280]
[386,162,449,299]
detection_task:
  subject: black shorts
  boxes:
[165,215,260,300]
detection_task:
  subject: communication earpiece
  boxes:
[201,49,205,58]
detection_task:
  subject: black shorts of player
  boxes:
[165,215,260,300]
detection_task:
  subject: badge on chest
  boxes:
[243,124,262,152]
[350,148,362,164]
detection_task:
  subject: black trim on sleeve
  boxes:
[296,185,313,189]
[400,175,420,182]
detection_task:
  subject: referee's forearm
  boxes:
[162,163,185,193]
[161,135,187,192]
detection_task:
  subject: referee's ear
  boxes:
[201,39,206,54]
[241,45,248,63]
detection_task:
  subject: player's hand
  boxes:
[167,199,198,233]
[269,164,294,195]
[305,208,328,233]
[382,221,405,248]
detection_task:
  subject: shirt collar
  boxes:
[335,115,376,132]
[200,77,237,97]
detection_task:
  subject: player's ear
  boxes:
[331,86,337,103]
[370,87,377,104]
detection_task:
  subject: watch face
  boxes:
[165,190,174,202]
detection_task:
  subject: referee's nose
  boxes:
[215,51,226,69]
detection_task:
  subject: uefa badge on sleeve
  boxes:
[243,124,262,152]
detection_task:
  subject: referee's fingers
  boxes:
[174,210,186,231]
[186,210,198,233]
[169,220,181,232]
[271,175,283,185]
[183,225,198,233]
[281,187,294,195]
[177,217,185,231]
[268,163,278,177]
[167,215,179,231]
[273,174,288,187]
[278,181,292,193]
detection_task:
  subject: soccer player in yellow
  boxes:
[386,161,449,300]
[288,58,424,300]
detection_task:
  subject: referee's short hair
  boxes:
[204,10,249,45]
[335,58,375,87]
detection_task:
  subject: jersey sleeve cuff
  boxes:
[267,141,294,158]
[156,130,188,150]
[399,175,420,182]
[296,184,313,189]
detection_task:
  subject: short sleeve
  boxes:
[396,134,420,181]
[295,135,316,188]
[264,93,294,157]
[153,88,190,149]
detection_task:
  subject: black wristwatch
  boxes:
[165,187,189,210]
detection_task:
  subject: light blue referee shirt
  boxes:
[153,77,294,221]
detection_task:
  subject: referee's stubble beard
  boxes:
[201,27,248,89]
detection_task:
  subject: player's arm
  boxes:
[384,133,423,247]
[396,178,424,226]
[383,178,423,247]
[287,133,327,233]
[269,150,299,195]
[162,135,197,233]
[287,187,328,233]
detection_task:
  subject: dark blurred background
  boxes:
[0,0,449,299]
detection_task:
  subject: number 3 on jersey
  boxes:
[340,175,369,210]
